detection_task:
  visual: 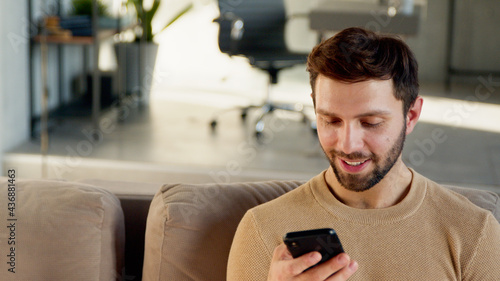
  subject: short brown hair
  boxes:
[307,27,419,114]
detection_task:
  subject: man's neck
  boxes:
[325,161,413,209]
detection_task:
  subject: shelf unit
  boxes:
[28,0,125,138]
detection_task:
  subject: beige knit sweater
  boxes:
[227,169,500,280]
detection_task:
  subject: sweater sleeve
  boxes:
[227,210,273,281]
[463,214,500,280]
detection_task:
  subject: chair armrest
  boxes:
[214,13,245,55]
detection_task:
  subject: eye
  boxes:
[361,121,382,128]
[323,118,341,125]
[359,116,384,128]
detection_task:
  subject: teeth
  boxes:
[345,160,367,166]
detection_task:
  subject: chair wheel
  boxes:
[255,131,263,139]
[210,120,217,130]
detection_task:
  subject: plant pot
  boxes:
[114,42,159,103]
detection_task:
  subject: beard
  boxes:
[322,123,407,192]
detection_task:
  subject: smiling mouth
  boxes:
[343,159,369,166]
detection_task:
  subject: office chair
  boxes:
[210,0,311,138]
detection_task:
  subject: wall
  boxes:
[0,4,3,173]
[0,1,30,173]
[405,0,450,82]
[407,0,500,82]
[451,0,500,71]
[286,0,500,83]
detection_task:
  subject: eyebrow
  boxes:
[316,109,392,118]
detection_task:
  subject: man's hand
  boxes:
[267,243,358,281]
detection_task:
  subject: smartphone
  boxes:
[283,228,344,267]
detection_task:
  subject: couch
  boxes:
[1,176,498,281]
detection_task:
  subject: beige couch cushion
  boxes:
[0,178,125,281]
[142,180,500,281]
[142,181,303,281]
[76,178,164,279]
[446,185,500,220]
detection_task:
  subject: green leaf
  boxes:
[128,0,192,41]
[72,0,109,17]
[128,0,143,19]
[159,3,193,34]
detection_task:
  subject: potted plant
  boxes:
[128,0,193,42]
[71,0,109,17]
[59,0,112,36]
[117,0,193,102]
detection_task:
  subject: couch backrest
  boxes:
[142,181,303,281]
[142,181,500,281]
[445,185,500,219]
[76,179,163,280]
[0,178,125,281]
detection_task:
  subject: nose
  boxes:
[337,124,364,155]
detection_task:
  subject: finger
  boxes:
[302,253,355,280]
[269,245,322,280]
[286,251,323,276]
[272,243,293,261]
[325,260,358,281]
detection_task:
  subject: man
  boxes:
[227,27,500,280]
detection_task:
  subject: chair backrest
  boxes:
[216,0,288,56]
[142,180,500,281]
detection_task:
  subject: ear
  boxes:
[405,96,423,135]
[310,93,316,111]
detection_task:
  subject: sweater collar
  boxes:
[309,168,427,224]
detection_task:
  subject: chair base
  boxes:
[210,60,313,141]
[209,100,316,141]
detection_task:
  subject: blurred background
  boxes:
[1,0,499,192]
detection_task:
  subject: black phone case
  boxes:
[283,228,344,265]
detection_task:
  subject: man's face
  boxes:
[314,75,407,192]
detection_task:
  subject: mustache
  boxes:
[329,150,373,160]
